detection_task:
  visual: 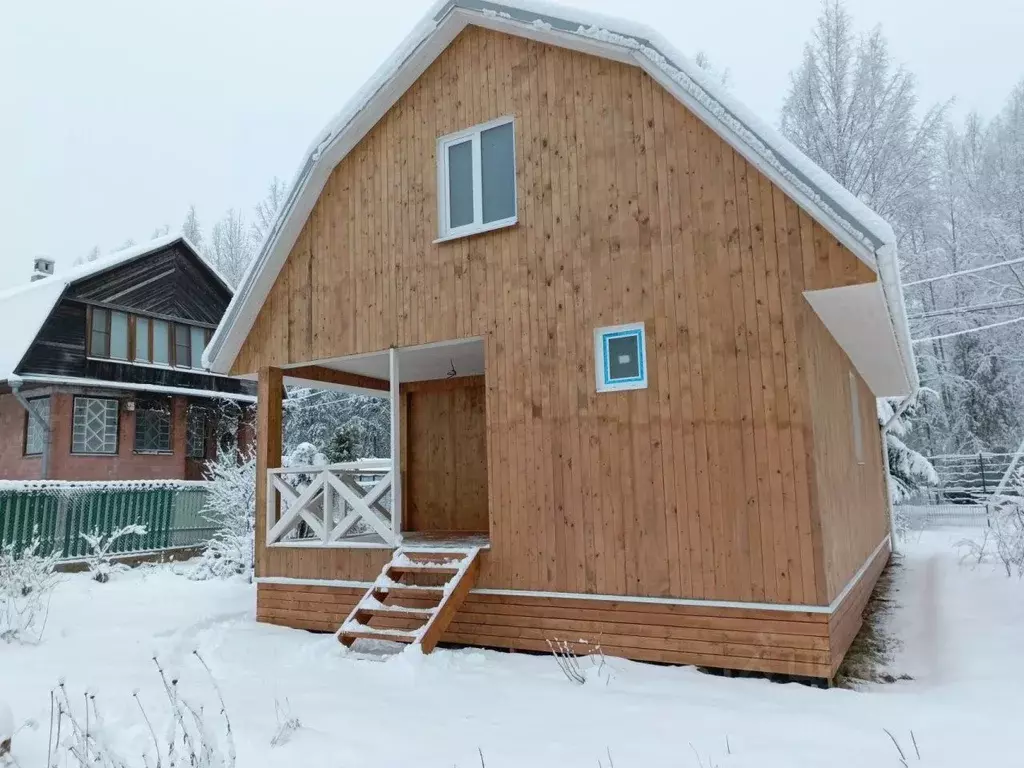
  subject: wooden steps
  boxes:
[336,546,480,653]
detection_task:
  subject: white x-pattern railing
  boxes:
[266,459,396,546]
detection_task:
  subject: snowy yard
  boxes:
[1,531,1019,767]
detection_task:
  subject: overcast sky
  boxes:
[1,0,1021,291]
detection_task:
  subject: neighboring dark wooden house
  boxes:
[0,235,254,481]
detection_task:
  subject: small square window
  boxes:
[437,116,517,240]
[595,323,647,393]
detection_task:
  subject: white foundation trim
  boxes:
[257,535,891,615]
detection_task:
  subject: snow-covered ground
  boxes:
[1,530,1018,767]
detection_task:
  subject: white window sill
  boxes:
[434,217,517,244]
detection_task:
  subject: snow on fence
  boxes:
[0,481,215,559]
[898,503,991,530]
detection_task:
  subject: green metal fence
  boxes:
[0,481,214,559]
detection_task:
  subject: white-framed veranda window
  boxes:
[437,116,517,240]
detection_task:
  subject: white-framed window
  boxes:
[437,116,517,240]
[72,396,119,455]
[850,371,865,464]
[594,322,648,393]
[23,396,50,455]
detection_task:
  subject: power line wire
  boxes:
[905,257,1024,286]
[912,314,1024,344]
[907,298,1024,320]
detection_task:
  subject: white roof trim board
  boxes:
[0,235,228,383]
[204,0,917,396]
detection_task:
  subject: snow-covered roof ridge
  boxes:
[204,0,915,392]
[0,234,231,382]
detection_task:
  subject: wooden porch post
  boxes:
[255,366,283,577]
[389,348,401,543]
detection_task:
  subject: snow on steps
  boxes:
[336,546,480,653]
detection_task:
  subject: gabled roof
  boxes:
[204,0,918,396]
[0,235,229,382]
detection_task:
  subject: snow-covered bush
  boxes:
[959,468,1024,577]
[190,449,256,581]
[283,442,327,479]
[0,535,60,644]
[269,699,301,748]
[49,652,235,768]
[80,524,148,583]
[0,698,11,757]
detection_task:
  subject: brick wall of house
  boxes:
[49,393,190,481]
[0,393,44,480]
[0,391,244,481]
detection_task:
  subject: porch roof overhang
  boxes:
[204,0,917,398]
[251,337,486,397]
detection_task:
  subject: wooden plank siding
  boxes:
[804,305,891,601]
[404,378,489,533]
[257,582,835,678]
[240,27,885,610]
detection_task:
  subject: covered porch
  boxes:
[255,337,489,554]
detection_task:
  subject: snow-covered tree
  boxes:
[182,203,204,250]
[114,237,137,252]
[151,224,170,238]
[209,209,255,287]
[879,398,938,504]
[780,0,946,234]
[900,82,1024,456]
[283,389,389,457]
[191,449,257,581]
[252,177,287,246]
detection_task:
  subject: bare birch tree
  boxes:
[182,203,204,250]
[209,208,255,287]
[252,177,287,246]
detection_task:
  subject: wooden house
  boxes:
[0,236,254,481]
[204,0,917,681]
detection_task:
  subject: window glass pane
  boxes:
[153,320,170,364]
[24,397,50,455]
[91,308,109,357]
[134,317,150,362]
[481,122,515,223]
[447,139,475,229]
[109,311,129,360]
[72,397,118,454]
[190,327,206,369]
[606,334,642,381]
[135,399,172,453]
[187,409,207,458]
[175,324,191,367]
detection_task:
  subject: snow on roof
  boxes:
[0,235,227,382]
[205,0,916,393]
